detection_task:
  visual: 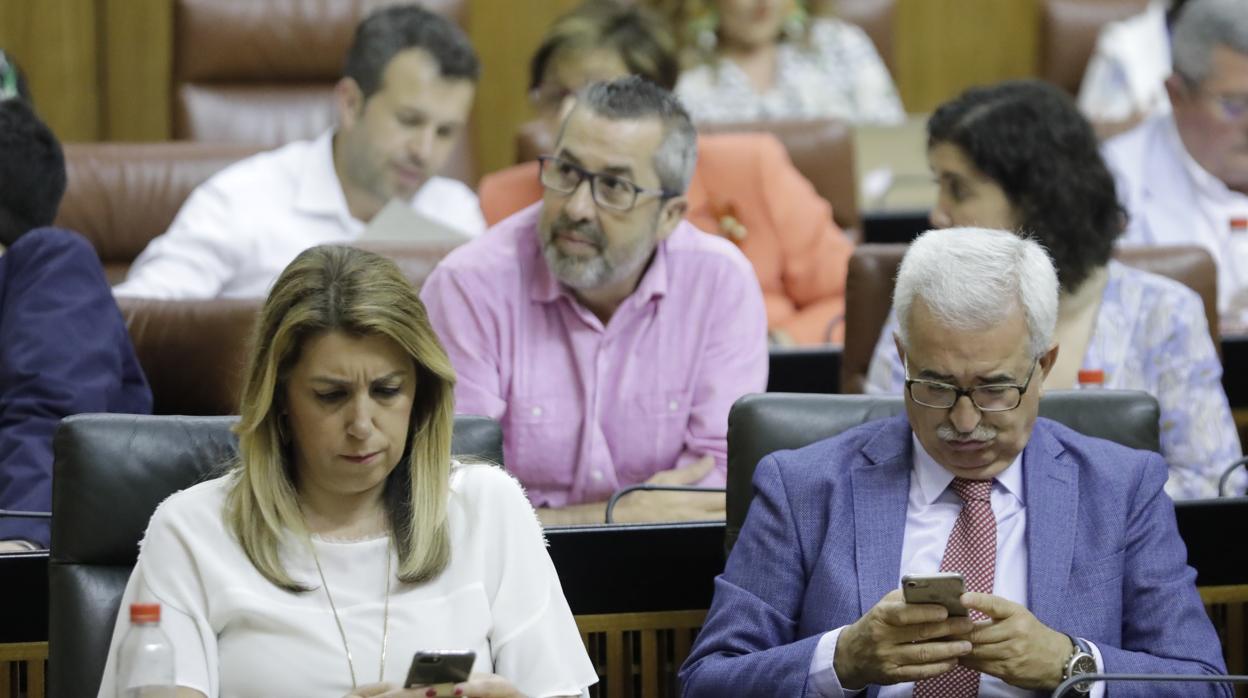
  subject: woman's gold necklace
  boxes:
[310,537,393,688]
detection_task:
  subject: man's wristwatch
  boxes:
[1062,635,1098,695]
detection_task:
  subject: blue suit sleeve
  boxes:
[1095,451,1231,696]
[0,229,152,545]
[679,453,826,696]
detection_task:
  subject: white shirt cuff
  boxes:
[808,626,867,697]
[1086,640,1106,698]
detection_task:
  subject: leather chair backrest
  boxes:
[826,0,897,74]
[1040,0,1151,94]
[57,143,262,283]
[515,117,859,231]
[118,243,463,417]
[172,0,475,186]
[725,390,1161,551]
[118,297,260,416]
[48,413,502,698]
[840,243,1221,394]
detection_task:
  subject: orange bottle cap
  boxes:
[1077,369,1105,384]
[130,603,161,623]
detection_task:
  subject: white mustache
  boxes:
[936,422,998,442]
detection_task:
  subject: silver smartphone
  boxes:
[405,649,476,692]
[901,572,968,616]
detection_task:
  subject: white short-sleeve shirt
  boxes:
[112,131,486,300]
[97,463,597,698]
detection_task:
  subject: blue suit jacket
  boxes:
[0,228,152,546]
[680,416,1229,697]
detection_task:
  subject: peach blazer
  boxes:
[478,132,853,345]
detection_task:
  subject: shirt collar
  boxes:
[294,130,355,222]
[1167,115,1243,204]
[910,432,1025,505]
[529,221,673,307]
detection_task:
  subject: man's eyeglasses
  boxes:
[538,155,675,212]
[903,359,1039,412]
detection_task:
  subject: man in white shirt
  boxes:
[114,5,486,300]
[681,228,1229,697]
[1102,0,1248,326]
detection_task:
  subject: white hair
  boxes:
[1172,0,1248,85]
[894,227,1058,358]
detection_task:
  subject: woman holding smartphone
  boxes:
[98,246,596,697]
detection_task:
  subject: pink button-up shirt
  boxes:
[421,203,768,507]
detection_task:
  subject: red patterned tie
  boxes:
[913,477,997,698]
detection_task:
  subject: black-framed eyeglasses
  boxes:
[903,358,1039,412]
[538,155,676,212]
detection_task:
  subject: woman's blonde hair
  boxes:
[225,245,456,591]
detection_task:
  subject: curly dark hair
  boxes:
[927,80,1125,293]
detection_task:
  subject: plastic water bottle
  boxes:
[115,603,176,697]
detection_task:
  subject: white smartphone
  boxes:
[405,649,476,694]
[901,572,968,616]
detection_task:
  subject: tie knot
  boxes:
[950,477,993,502]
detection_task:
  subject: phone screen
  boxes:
[405,649,476,690]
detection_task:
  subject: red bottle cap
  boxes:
[1077,369,1105,385]
[130,603,161,623]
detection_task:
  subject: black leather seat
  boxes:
[725,390,1161,551]
[48,413,503,698]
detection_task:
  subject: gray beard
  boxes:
[541,227,657,291]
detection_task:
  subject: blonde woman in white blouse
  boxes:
[98,246,597,698]
[675,0,905,124]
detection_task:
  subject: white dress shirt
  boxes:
[97,464,597,698]
[807,436,1104,697]
[113,130,485,300]
[1105,114,1248,325]
[1077,0,1172,123]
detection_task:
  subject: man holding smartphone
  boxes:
[681,228,1229,697]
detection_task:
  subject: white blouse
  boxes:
[97,463,597,698]
[675,17,905,125]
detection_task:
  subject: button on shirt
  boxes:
[420,203,769,507]
[807,436,1105,697]
[113,130,485,300]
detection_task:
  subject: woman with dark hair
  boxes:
[865,79,1241,500]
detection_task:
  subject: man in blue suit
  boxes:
[681,228,1229,696]
[0,96,152,551]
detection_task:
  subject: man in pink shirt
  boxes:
[421,77,768,525]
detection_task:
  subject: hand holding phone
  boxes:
[901,572,968,616]
[405,650,476,696]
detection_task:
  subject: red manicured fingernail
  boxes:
[454,690,463,697]
[425,690,436,697]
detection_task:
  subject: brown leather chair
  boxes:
[119,297,260,415]
[840,243,1221,393]
[514,117,860,231]
[1040,0,1151,95]
[171,0,475,186]
[57,142,263,283]
[823,0,897,74]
